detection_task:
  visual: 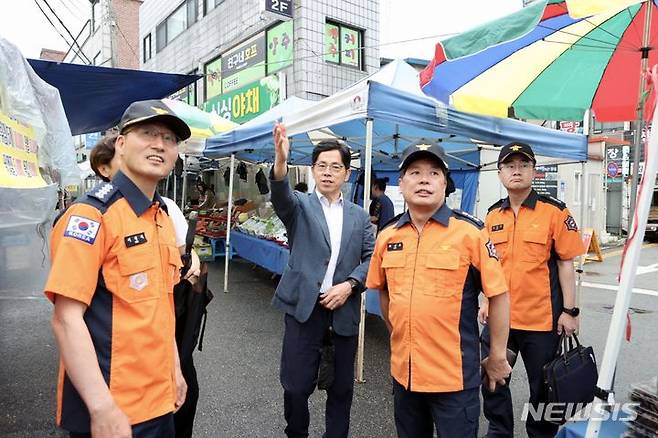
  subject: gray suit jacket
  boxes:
[269,172,375,336]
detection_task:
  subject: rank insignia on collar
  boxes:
[485,239,499,261]
[387,242,403,251]
[125,232,148,248]
[564,215,578,231]
[491,224,504,232]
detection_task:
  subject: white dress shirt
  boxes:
[316,189,343,293]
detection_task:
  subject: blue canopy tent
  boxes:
[205,60,586,214]
[27,59,201,135]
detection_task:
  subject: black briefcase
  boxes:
[543,334,598,411]
[317,325,335,391]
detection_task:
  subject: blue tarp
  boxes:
[27,59,201,135]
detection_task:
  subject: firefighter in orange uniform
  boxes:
[479,142,585,438]
[366,141,512,438]
[45,100,192,438]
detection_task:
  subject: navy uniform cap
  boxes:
[399,139,449,171]
[497,142,536,167]
[118,100,191,141]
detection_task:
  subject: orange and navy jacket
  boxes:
[366,203,507,393]
[485,190,585,332]
[44,170,182,432]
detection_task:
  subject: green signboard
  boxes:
[205,56,222,100]
[324,23,339,63]
[222,62,266,93]
[267,21,293,74]
[341,26,360,67]
[221,32,267,93]
[204,75,280,124]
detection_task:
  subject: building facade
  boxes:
[140,0,380,123]
[65,0,141,68]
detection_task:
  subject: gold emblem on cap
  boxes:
[416,143,431,151]
[151,107,169,115]
[510,145,522,151]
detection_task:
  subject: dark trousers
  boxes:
[280,303,358,438]
[174,355,199,438]
[69,413,174,438]
[393,380,480,438]
[481,326,561,438]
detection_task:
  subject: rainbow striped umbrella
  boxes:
[420,0,657,122]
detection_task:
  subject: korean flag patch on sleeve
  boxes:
[64,215,101,244]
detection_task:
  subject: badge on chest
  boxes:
[387,242,403,251]
[124,232,147,248]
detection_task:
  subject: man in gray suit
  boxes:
[270,123,375,438]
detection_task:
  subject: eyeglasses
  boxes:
[313,162,346,174]
[500,162,534,171]
[128,127,179,147]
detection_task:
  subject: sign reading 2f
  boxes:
[265,0,293,19]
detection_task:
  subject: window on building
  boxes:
[92,0,101,31]
[205,0,225,15]
[156,22,166,53]
[143,34,152,62]
[155,0,198,53]
[170,69,198,106]
[324,21,363,69]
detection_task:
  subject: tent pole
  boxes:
[576,109,593,309]
[586,94,658,438]
[629,1,652,231]
[223,154,236,294]
[181,156,188,211]
[576,161,587,310]
[356,118,374,384]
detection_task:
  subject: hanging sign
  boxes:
[0,111,47,188]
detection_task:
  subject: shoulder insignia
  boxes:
[453,209,484,229]
[88,182,118,204]
[564,215,578,231]
[485,239,499,260]
[487,199,504,212]
[538,194,566,210]
[63,214,101,244]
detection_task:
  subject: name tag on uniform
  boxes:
[387,242,403,251]
[124,232,147,248]
[491,224,504,232]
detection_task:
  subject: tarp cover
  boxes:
[28,59,201,135]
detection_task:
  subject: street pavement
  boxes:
[1,244,657,437]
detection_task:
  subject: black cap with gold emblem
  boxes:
[118,99,191,141]
[497,142,536,167]
[399,139,449,171]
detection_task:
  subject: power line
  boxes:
[200,30,461,77]
[33,0,77,55]
[54,0,85,21]
[38,0,92,63]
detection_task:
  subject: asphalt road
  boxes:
[1,244,657,437]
